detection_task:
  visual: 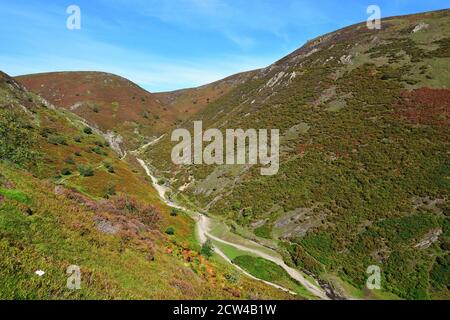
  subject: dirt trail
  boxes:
[136,158,329,300]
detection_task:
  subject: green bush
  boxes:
[83,127,93,135]
[64,156,75,165]
[103,183,116,199]
[61,168,72,176]
[78,165,94,177]
[92,146,106,156]
[165,227,175,235]
[47,135,67,145]
[0,108,39,167]
[103,161,115,173]
[201,240,214,258]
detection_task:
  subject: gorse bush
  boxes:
[61,168,71,176]
[0,108,39,167]
[165,227,175,235]
[200,240,214,258]
[83,126,93,135]
[78,165,94,177]
[47,134,67,145]
[103,161,115,173]
[102,183,116,199]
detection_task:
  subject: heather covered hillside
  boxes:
[154,70,256,121]
[0,71,295,300]
[143,9,450,299]
[17,72,178,152]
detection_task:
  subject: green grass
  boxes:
[254,225,272,239]
[232,255,316,299]
[0,188,30,204]
[212,240,257,260]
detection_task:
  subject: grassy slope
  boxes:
[0,72,294,300]
[144,9,450,300]
[154,70,256,123]
[16,72,174,149]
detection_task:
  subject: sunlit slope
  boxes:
[144,9,450,300]
[0,71,296,300]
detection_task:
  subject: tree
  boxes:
[78,165,94,177]
[165,227,175,235]
[83,126,93,135]
[201,240,214,258]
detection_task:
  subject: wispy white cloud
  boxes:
[0,35,275,92]
[3,0,445,92]
[224,32,256,50]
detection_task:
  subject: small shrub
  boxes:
[64,156,75,165]
[103,183,116,199]
[201,240,214,258]
[103,161,115,173]
[78,165,94,177]
[165,227,175,235]
[40,127,56,138]
[92,146,104,155]
[48,135,67,145]
[170,208,179,217]
[74,136,82,143]
[61,168,72,176]
[224,272,239,284]
[83,127,93,135]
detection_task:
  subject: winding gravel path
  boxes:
[136,158,328,300]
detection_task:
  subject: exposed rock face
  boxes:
[104,130,125,158]
[412,22,430,33]
[339,54,353,65]
[415,229,442,250]
[266,71,286,88]
[95,218,119,235]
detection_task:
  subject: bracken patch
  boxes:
[395,88,450,128]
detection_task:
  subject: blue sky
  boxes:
[0,0,448,92]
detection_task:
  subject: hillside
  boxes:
[0,71,295,300]
[143,9,450,300]
[16,72,179,152]
[154,70,257,121]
